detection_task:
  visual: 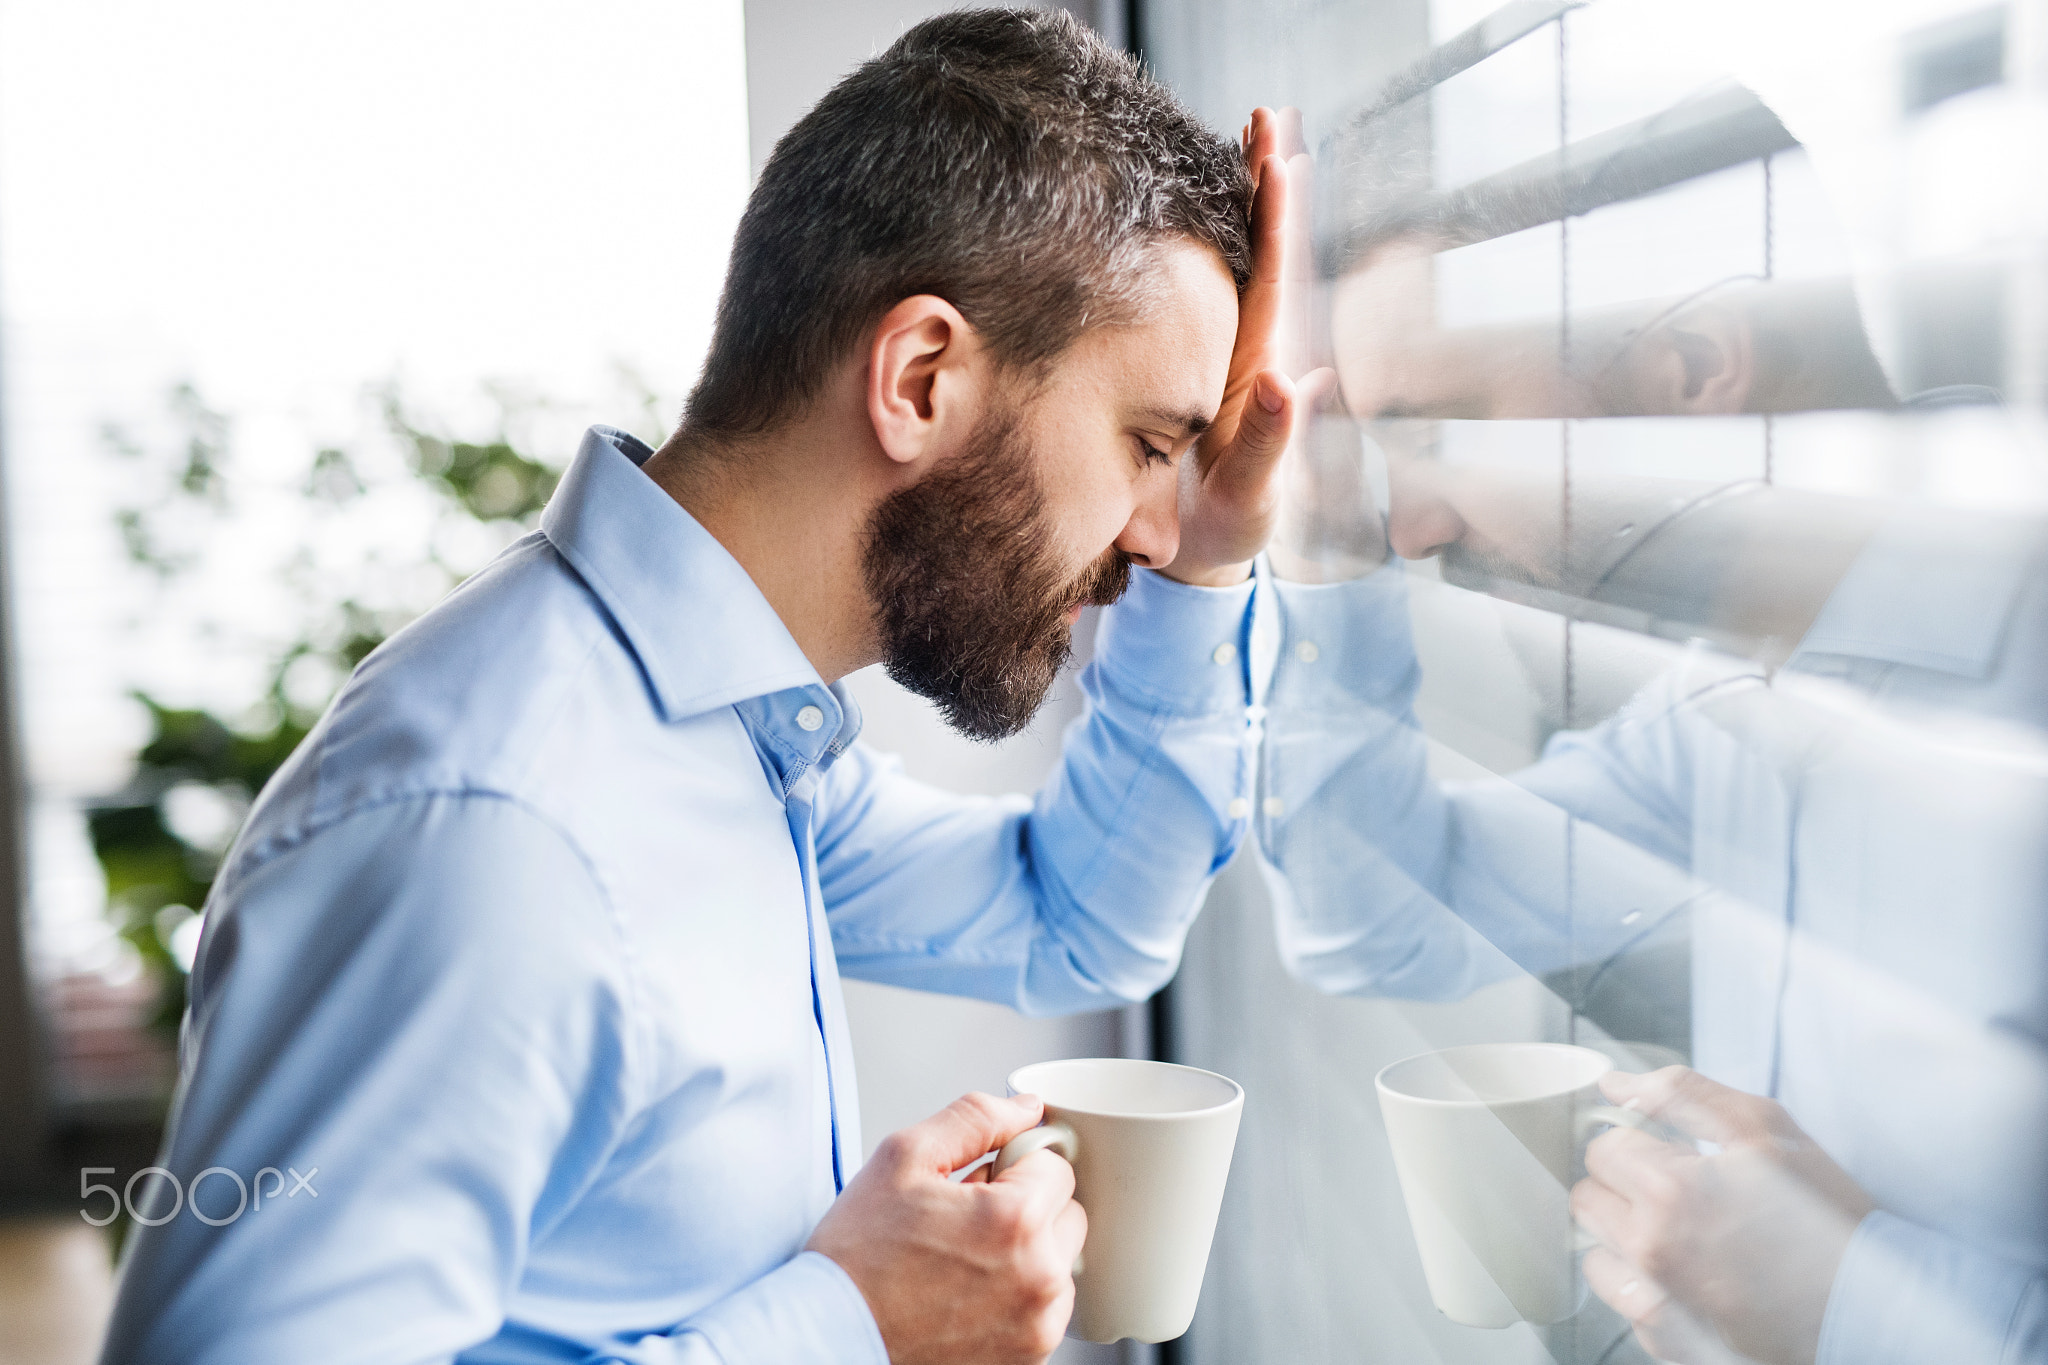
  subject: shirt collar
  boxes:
[540,426,824,723]
[1791,507,2043,680]
[736,680,865,795]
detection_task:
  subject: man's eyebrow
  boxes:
[1139,407,1213,437]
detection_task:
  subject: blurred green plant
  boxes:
[85,379,605,1039]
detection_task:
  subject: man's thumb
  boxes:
[896,1091,1045,1175]
[1235,370,1296,464]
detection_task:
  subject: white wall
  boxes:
[839,655,1132,1152]
[744,0,1126,171]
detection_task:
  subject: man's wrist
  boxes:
[1092,566,1258,715]
[1812,1209,2038,1365]
[686,1249,890,1365]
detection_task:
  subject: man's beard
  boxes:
[862,408,1131,743]
[1438,537,1547,593]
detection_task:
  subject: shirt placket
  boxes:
[783,773,859,1191]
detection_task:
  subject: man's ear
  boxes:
[867,295,982,467]
[1643,303,1755,414]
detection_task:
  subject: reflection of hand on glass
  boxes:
[1571,1067,1875,1365]
[1267,407,1384,582]
[1259,114,1375,584]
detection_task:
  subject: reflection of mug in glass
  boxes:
[993,1058,1244,1344]
[1375,1043,1648,1328]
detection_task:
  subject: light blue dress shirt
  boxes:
[100,426,1267,1365]
[1256,511,2048,1364]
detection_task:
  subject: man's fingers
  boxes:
[1584,1123,1696,1200]
[989,1144,1078,1230]
[1248,154,1288,290]
[892,1091,1045,1176]
[1569,1173,1634,1252]
[1245,106,1304,166]
[1210,370,1296,482]
[1276,105,1306,158]
[1586,1251,1753,1365]
[1217,155,1291,425]
[1052,1195,1088,1265]
[1244,106,1279,181]
[1254,371,1289,419]
[1283,151,1315,275]
[1297,367,1339,414]
[1582,1246,1671,1324]
[1603,1066,1782,1147]
[1276,152,1316,372]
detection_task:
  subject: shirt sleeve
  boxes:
[101,792,886,1365]
[1257,566,1701,999]
[1817,1211,2048,1365]
[815,566,1260,1015]
[593,1252,886,1364]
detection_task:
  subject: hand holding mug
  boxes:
[1378,1043,1654,1327]
[992,1058,1244,1344]
[806,1092,1086,1365]
[1571,1066,1876,1365]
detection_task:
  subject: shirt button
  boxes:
[1295,640,1320,663]
[1263,796,1286,817]
[1212,642,1238,665]
[796,705,825,732]
[1227,797,1250,820]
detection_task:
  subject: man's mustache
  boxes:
[1439,538,1545,592]
[1066,549,1133,611]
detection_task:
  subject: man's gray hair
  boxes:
[680,7,1253,440]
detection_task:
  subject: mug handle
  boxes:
[1577,1104,1652,1142]
[992,1121,1078,1179]
[991,1123,1085,1273]
[1572,1105,1654,1252]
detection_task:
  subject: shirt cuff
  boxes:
[1091,566,1258,717]
[685,1250,888,1365]
[1268,562,1417,712]
[1817,1211,2039,1365]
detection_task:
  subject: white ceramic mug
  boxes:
[990,1057,1244,1344]
[1375,1042,1650,1328]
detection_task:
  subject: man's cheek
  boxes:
[1058,511,1127,583]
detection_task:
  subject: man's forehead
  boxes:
[1015,241,1234,427]
[1092,258,1237,413]
[1044,309,1229,420]
[1147,239,1241,336]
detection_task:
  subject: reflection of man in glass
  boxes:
[1258,229,2048,1362]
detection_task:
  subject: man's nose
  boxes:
[1384,493,1464,561]
[1115,477,1180,570]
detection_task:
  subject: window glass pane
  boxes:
[1146,1,2048,1360]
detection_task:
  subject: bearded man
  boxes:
[100,11,1307,1365]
